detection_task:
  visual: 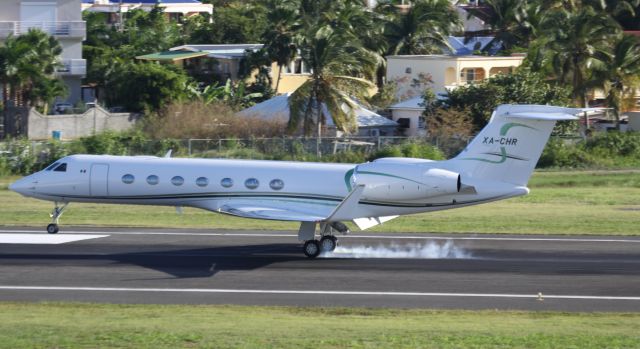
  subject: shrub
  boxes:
[369,141,445,161]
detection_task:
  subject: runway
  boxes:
[0,226,639,311]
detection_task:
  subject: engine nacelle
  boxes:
[353,161,461,202]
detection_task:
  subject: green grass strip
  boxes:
[0,302,638,349]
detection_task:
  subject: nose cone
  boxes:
[9,177,35,196]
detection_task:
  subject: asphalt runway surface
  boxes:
[0,226,639,311]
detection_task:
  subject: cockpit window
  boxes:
[45,162,59,171]
[53,163,67,172]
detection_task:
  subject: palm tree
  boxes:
[262,0,300,93]
[0,29,65,109]
[463,0,539,51]
[531,6,620,107]
[376,0,461,55]
[592,34,640,129]
[288,1,378,138]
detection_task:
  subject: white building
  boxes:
[388,96,426,137]
[81,0,213,21]
[0,0,86,104]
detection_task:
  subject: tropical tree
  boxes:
[262,0,299,93]
[287,0,379,137]
[530,5,620,107]
[592,34,640,128]
[463,0,540,51]
[104,62,191,112]
[376,0,461,55]
[0,29,66,110]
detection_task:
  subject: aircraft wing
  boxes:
[199,185,367,223]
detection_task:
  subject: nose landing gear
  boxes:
[46,202,68,234]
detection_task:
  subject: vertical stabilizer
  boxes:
[448,105,580,186]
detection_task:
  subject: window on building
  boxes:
[285,58,311,75]
[461,68,485,82]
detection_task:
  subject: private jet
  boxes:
[10,104,582,257]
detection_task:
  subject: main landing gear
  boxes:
[46,202,68,234]
[301,222,348,258]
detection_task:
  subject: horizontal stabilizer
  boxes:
[506,112,578,121]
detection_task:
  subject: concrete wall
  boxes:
[27,106,137,140]
[627,112,640,131]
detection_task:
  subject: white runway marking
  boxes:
[0,234,108,244]
[0,285,638,301]
[1,229,639,243]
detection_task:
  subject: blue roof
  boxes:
[447,36,502,56]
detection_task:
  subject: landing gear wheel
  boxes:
[46,223,59,234]
[320,235,338,252]
[303,240,321,258]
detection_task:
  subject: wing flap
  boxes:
[218,204,327,222]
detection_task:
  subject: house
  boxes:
[238,94,398,137]
[0,0,86,104]
[386,53,525,100]
[81,0,213,22]
[388,96,426,137]
[138,44,312,94]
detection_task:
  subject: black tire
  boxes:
[303,240,321,258]
[320,235,338,252]
[46,223,59,234]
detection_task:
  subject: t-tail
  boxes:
[447,104,582,186]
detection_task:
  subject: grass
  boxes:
[0,303,638,348]
[1,170,639,235]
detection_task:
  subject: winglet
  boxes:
[164,149,173,158]
[325,184,365,222]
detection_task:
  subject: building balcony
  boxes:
[56,59,86,76]
[0,21,86,39]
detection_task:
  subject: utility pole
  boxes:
[118,0,124,32]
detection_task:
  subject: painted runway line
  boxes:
[0,234,109,244]
[0,285,638,301]
[1,229,639,243]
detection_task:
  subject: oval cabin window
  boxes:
[196,177,209,187]
[146,175,159,185]
[221,178,233,188]
[171,176,184,186]
[122,174,134,184]
[269,179,284,190]
[244,178,259,190]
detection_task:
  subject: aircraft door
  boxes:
[90,164,109,197]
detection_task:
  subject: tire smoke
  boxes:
[320,240,471,259]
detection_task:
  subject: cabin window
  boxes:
[221,178,233,188]
[45,162,59,171]
[245,178,259,190]
[171,176,184,186]
[196,177,209,187]
[269,179,284,190]
[122,174,134,184]
[53,163,67,172]
[146,175,159,185]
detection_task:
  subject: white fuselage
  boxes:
[10,154,527,220]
